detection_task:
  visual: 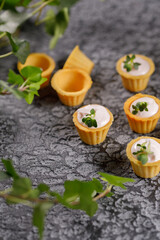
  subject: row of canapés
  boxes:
[17,47,159,179]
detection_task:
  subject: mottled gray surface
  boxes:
[1,0,160,239]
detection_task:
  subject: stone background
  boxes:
[1,0,160,239]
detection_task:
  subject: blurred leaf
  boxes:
[33,202,53,240]
[0,80,25,99]
[20,66,42,81]
[0,10,31,33]
[37,183,50,193]
[45,8,69,49]
[12,177,32,195]
[0,0,31,9]
[99,172,135,190]
[6,32,30,64]
[59,0,80,8]
[1,159,20,179]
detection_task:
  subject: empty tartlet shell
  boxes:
[73,106,114,145]
[116,54,155,92]
[51,69,92,106]
[17,53,56,89]
[126,136,160,178]
[124,93,160,133]
[63,45,94,75]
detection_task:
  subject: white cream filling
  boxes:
[122,56,150,76]
[130,97,159,118]
[77,104,110,128]
[131,138,160,163]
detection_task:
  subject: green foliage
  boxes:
[45,8,69,49]
[132,102,148,115]
[82,108,98,128]
[123,54,141,72]
[0,159,135,240]
[6,32,30,64]
[99,172,135,189]
[133,142,153,165]
[0,66,47,104]
[0,0,31,9]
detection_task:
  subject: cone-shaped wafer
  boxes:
[63,46,94,75]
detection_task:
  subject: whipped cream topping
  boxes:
[77,104,110,128]
[131,138,160,163]
[130,97,159,118]
[122,56,150,76]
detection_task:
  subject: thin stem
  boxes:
[28,0,43,8]
[0,32,6,39]
[0,51,13,58]
[93,185,112,201]
[31,0,55,16]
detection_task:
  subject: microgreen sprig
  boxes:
[82,108,97,128]
[133,141,153,165]
[123,54,141,72]
[132,102,148,115]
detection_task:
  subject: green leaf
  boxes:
[33,202,53,240]
[62,180,98,216]
[20,66,42,79]
[8,69,24,86]
[37,183,50,193]
[1,159,20,179]
[137,154,148,165]
[46,8,69,49]
[92,178,103,193]
[11,177,32,195]
[0,10,31,33]
[6,32,30,64]
[99,172,135,189]
[24,92,34,104]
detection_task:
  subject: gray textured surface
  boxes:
[1,0,160,239]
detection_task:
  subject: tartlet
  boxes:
[126,136,160,178]
[63,45,94,75]
[73,104,114,145]
[116,54,155,92]
[17,53,56,89]
[51,69,92,106]
[124,93,160,133]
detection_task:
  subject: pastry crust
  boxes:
[63,46,94,75]
[126,136,160,178]
[51,69,92,106]
[17,53,55,89]
[124,93,160,133]
[73,105,113,145]
[116,54,155,92]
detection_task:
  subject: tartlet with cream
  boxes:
[124,93,160,133]
[116,54,155,92]
[73,104,113,145]
[126,136,160,178]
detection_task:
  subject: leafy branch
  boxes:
[123,54,141,72]
[82,108,98,128]
[0,158,135,240]
[132,102,148,115]
[133,142,153,165]
[0,66,47,104]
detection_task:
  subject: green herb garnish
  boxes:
[123,54,141,72]
[133,141,153,165]
[82,108,97,128]
[132,102,148,115]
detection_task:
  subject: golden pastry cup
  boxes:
[116,54,155,92]
[73,105,114,145]
[51,69,92,106]
[124,93,160,133]
[126,136,160,178]
[63,45,94,75]
[17,53,56,89]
